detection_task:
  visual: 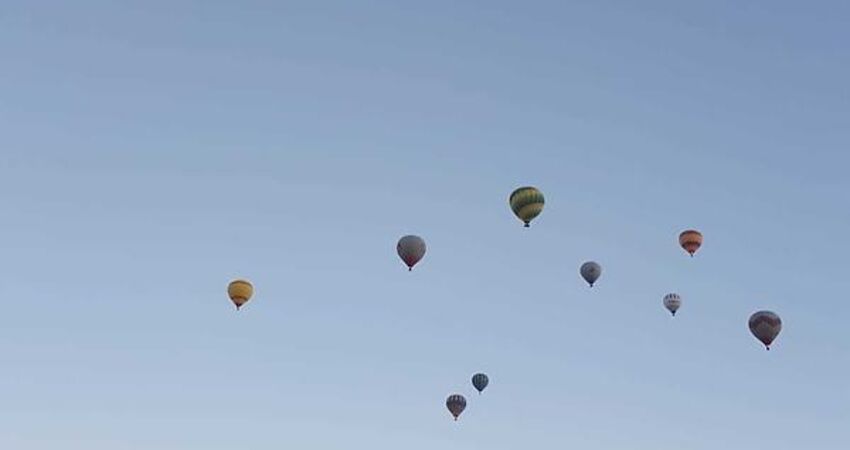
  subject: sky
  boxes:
[1,1,848,449]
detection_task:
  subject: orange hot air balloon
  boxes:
[679,230,703,257]
[228,279,254,310]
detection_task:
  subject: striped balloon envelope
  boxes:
[446,394,467,421]
[472,373,489,394]
[509,186,545,227]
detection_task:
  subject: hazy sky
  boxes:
[1,1,848,449]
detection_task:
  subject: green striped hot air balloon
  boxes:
[509,186,545,227]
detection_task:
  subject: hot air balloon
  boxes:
[749,311,782,350]
[663,293,682,316]
[679,230,703,257]
[509,186,544,227]
[472,373,489,394]
[580,261,602,287]
[397,235,426,271]
[446,394,467,421]
[227,279,253,310]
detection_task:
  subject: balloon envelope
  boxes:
[580,261,602,287]
[509,187,545,227]
[446,394,467,420]
[749,311,782,350]
[663,293,682,316]
[227,279,253,310]
[472,373,489,394]
[397,235,426,271]
[679,230,703,256]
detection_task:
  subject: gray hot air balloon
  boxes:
[749,310,782,350]
[663,293,682,316]
[472,373,489,394]
[446,394,467,421]
[580,261,602,287]
[397,235,426,271]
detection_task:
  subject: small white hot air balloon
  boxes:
[663,293,682,316]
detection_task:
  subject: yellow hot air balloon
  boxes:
[228,279,253,310]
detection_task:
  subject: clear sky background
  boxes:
[1,1,848,449]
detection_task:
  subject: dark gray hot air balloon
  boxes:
[446,394,467,421]
[397,235,426,271]
[472,373,489,394]
[580,261,602,287]
[749,311,782,350]
[663,293,682,316]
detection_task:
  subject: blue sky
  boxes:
[1,1,848,448]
